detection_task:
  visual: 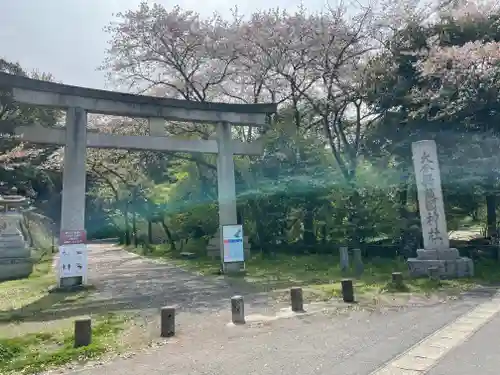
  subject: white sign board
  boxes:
[222,224,244,263]
[58,244,88,280]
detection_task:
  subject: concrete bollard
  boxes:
[74,317,92,348]
[340,246,349,274]
[231,295,245,324]
[428,266,440,281]
[353,248,364,277]
[160,306,176,337]
[290,287,304,312]
[341,279,355,303]
[391,272,404,288]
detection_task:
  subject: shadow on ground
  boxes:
[0,244,272,323]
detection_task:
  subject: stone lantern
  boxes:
[0,193,33,280]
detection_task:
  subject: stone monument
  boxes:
[0,194,33,280]
[407,140,474,278]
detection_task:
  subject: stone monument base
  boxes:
[407,248,474,278]
[223,262,246,274]
[0,258,34,281]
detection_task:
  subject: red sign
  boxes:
[60,230,86,245]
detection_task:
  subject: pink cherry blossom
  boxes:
[414,40,500,118]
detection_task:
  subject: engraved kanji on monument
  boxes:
[407,140,474,278]
[413,141,450,251]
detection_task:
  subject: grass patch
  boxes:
[0,256,54,312]
[0,254,93,322]
[0,253,141,374]
[0,313,127,374]
[133,244,500,300]
[0,255,128,374]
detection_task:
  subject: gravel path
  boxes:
[85,243,271,315]
[84,245,260,312]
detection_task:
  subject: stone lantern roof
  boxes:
[0,187,28,212]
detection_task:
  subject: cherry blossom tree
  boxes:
[413,40,500,121]
[103,3,238,102]
[102,0,429,246]
[363,0,500,237]
[0,59,61,210]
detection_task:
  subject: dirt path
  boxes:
[2,243,275,338]
[84,244,273,316]
[448,227,482,241]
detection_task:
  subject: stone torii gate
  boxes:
[0,72,276,286]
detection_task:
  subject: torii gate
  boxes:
[0,72,276,287]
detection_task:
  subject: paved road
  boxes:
[428,308,500,375]
[65,295,489,375]
[53,244,500,375]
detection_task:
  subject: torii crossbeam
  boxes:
[0,72,276,286]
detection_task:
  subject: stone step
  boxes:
[0,247,31,258]
[0,257,33,280]
[0,236,26,246]
[416,248,460,260]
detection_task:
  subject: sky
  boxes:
[0,0,324,90]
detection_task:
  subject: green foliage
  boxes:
[4,3,500,266]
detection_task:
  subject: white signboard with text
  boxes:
[58,230,88,286]
[222,224,245,263]
[58,244,87,279]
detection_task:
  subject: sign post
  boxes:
[222,224,245,273]
[58,230,88,287]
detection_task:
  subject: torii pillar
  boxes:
[59,107,88,288]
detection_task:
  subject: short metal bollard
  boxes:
[341,279,355,303]
[290,287,304,312]
[160,306,176,337]
[231,295,245,324]
[391,272,404,288]
[74,317,92,348]
[428,266,440,281]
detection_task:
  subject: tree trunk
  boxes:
[399,183,420,258]
[237,208,243,225]
[148,220,153,244]
[398,182,409,254]
[124,201,130,246]
[250,200,266,254]
[347,188,362,248]
[160,219,176,251]
[303,202,316,246]
[398,184,408,216]
[132,208,137,247]
[486,194,497,237]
